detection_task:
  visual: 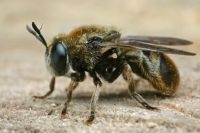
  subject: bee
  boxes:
[26,22,195,124]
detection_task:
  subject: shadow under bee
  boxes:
[48,89,171,102]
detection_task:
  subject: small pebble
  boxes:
[147,122,158,128]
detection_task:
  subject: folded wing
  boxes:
[121,36,193,46]
[99,36,195,56]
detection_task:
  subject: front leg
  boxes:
[61,80,79,119]
[33,76,55,99]
[61,72,84,119]
[70,72,85,82]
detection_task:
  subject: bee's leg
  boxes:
[122,65,159,110]
[86,85,101,125]
[89,71,102,87]
[61,80,79,118]
[86,72,102,125]
[33,76,55,99]
[103,61,125,83]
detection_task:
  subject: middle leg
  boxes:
[85,85,101,125]
[85,71,102,125]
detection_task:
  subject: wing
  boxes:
[121,36,193,46]
[100,39,196,56]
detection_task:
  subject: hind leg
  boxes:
[122,65,159,110]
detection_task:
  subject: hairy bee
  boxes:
[26,22,195,124]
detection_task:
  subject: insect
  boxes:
[26,22,195,124]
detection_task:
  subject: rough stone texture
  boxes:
[0,0,200,132]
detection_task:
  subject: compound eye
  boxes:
[51,42,68,74]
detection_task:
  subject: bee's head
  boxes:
[26,22,70,76]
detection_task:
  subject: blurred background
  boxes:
[0,0,200,132]
[1,0,200,49]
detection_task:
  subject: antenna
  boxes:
[26,22,47,48]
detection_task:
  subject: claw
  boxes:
[142,102,160,111]
[85,111,95,125]
[60,113,70,120]
[85,118,95,125]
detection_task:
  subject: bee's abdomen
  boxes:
[159,54,180,94]
[126,52,180,95]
